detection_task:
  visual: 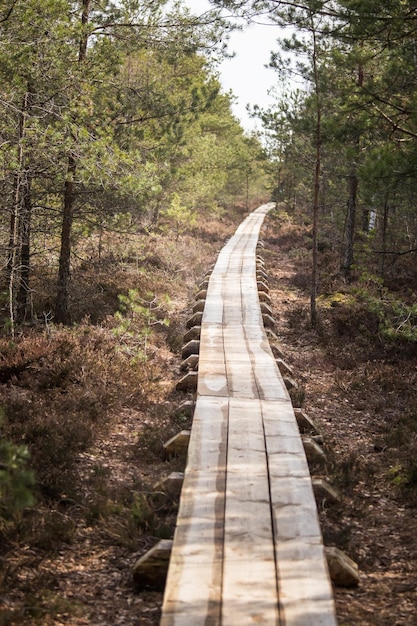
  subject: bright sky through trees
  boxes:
[185,0,280,132]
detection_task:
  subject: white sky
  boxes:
[184,0,282,132]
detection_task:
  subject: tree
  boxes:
[255,0,336,325]
[242,0,417,283]
[0,0,250,329]
[0,0,74,330]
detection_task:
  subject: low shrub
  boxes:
[0,324,159,499]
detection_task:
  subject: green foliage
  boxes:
[131,492,156,532]
[113,289,170,360]
[353,276,417,342]
[250,0,417,284]
[0,0,259,328]
[160,193,197,238]
[0,415,35,520]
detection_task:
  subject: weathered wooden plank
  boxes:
[160,396,228,626]
[261,400,337,626]
[276,541,337,626]
[242,326,290,402]
[223,325,259,399]
[197,324,228,397]
[222,397,280,625]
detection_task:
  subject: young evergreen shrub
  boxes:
[0,416,35,521]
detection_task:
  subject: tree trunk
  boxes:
[342,62,363,277]
[54,0,90,324]
[342,162,358,278]
[310,15,321,328]
[17,174,32,322]
[380,195,389,277]
[55,155,76,324]
[7,91,29,334]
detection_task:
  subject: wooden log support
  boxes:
[260,301,273,317]
[268,339,287,361]
[180,355,199,371]
[294,408,320,434]
[258,290,271,304]
[181,339,200,360]
[284,375,298,390]
[302,435,327,466]
[256,268,268,281]
[133,540,173,591]
[174,400,194,420]
[195,289,207,301]
[192,299,206,313]
[176,371,198,392]
[154,472,185,500]
[276,357,294,378]
[163,430,191,458]
[262,313,276,328]
[183,326,201,342]
[312,478,341,505]
[186,312,203,329]
[199,278,210,289]
[325,546,360,587]
[257,279,269,293]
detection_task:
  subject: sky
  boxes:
[184,0,282,132]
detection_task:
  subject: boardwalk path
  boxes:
[161,204,337,625]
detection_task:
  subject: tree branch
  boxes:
[0,0,18,24]
[373,247,417,256]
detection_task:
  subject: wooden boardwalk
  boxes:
[160,204,337,625]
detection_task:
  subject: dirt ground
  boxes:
[1,210,417,625]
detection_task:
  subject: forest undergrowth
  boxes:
[1,203,417,625]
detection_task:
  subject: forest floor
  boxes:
[1,205,417,625]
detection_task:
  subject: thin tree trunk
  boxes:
[55,155,76,324]
[310,14,321,328]
[7,91,29,334]
[342,62,363,277]
[17,174,32,322]
[8,179,20,335]
[342,161,358,278]
[54,0,90,324]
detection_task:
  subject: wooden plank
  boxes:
[243,325,290,402]
[197,325,228,397]
[261,400,337,626]
[202,273,224,324]
[223,325,259,399]
[222,397,280,625]
[160,396,228,626]
[223,266,244,325]
[277,541,337,626]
